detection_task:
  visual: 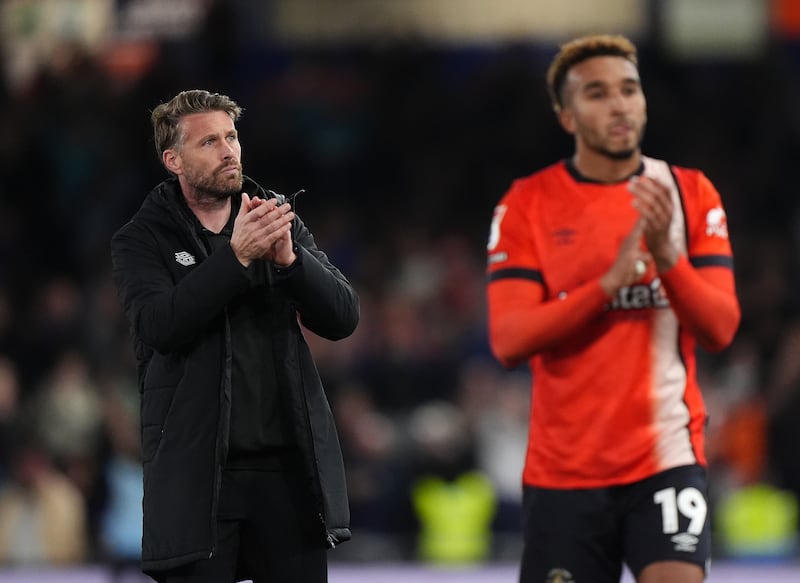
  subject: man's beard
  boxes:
[596,146,637,161]
[185,164,243,201]
[584,123,645,161]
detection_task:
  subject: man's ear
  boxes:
[558,107,576,135]
[163,149,182,175]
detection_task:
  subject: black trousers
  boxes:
[155,468,327,583]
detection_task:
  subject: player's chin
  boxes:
[602,148,637,161]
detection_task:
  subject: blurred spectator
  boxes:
[0,356,20,481]
[0,434,88,565]
[30,350,104,473]
[15,277,87,390]
[455,358,528,546]
[765,319,800,521]
[715,483,798,561]
[97,376,143,563]
[332,383,406,560]
[409,401,496,564]
[28,349,105,549]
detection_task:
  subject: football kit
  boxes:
[486,156,739,490]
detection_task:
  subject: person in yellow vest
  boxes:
[716,483,798,559]
[413,471,496,563]
[409,401,497,564]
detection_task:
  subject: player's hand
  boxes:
[230,193,295,267]
[599,219,652,296]
[628,175,678,272]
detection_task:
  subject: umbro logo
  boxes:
[671,532,699,552]
[553,228,576,245]
[174,251,196,266]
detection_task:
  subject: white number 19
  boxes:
[653,487,707,535]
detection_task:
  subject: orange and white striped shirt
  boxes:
[486,156,740,489]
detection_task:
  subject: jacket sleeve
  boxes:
[111,221,252,353]
[272,217,359,341]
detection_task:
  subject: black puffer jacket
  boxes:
[110,176,358,575]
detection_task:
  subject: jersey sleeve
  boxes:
[486,182,543,285]
[486,182,610,367]
[684,170,734,267]
[658,169,740,352]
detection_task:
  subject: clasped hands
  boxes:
[230,193,297,268]
[600,175,679,296]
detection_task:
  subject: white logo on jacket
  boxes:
[174,251,196,266]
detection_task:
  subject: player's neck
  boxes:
[571,150,642,184]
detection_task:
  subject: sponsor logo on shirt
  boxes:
[174,251,196,266]
[705,207,728,239]
[606,278,670,311]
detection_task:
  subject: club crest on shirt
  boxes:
[546,568,575,583]
[705,207,728,239]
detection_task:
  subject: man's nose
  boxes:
[609,91,629,112]
[221,142,236,159]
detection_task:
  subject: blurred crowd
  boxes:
[2,0,800,569]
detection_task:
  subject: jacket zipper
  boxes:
[293,333,329,544]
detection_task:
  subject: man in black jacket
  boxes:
[111,89,359,582]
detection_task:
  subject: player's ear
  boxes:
[557,107,576,135]
[163,149,182,175]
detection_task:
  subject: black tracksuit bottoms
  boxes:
[155,466,328,583]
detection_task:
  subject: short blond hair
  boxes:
[150,89,243,161]
[546,34,638,113]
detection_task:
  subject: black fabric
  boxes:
[689,254,735,269]
[155,468,327,583]
[486,267,544,284]
[564,157,645,184]
[519,464,710,582]
[110,176,359,575]
[201,216,291,458]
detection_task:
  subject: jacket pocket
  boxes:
[141,382,175,463]
[143,352,184,390]
[140,353,183,450]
